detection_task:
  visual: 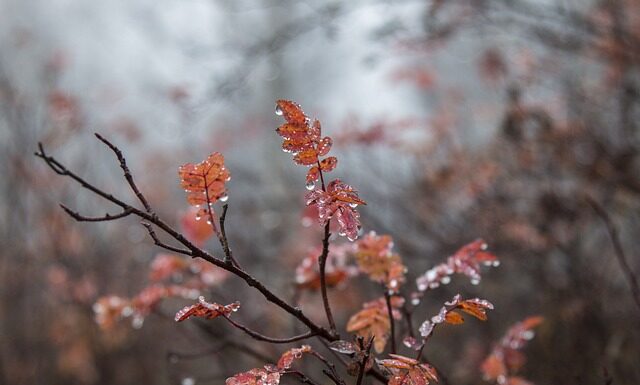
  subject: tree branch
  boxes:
[222,316,316,344]
[316,161,338,336]
[35,137,336,342]
[59,204,133,222]
[384,290,397,354]
[586,196,640,314]
[218,204,241,268]
[355,337,374,385]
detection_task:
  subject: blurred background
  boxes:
[1,0,639,384]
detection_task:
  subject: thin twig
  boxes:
[355,336,374,385]
[218,204,241,268]
[308,350,346,385]
[384,290,397,354]
[586,196,640,314]
[223,315,316,344]
[141,222,193,256]
[316,161,338,336]
[94,133,152,212]
[59,204,133,222]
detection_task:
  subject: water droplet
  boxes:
[470,278,480,285]
[411,297,421,306]
[349,203,358,208]
[206,220,212,225]
[195,214,201,221]
[132,316,144,329]
[441,276,451,285]
[492,260,501,267]
[219,194,229,202]
[305,180,315,190]
[275,104,283,116]
[181,377,196,385]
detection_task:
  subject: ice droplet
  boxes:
[131,315,144,329]
[349,203,358,208]
[305,180,315,190]
[219,194,229,202]
[275,104,283,116]
[195,214,201,221]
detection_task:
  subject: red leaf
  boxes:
[319,156,338,172]
[178,152,230,209]
[416,239,499,291]
[276,100,307,126]
[174,296,240,322]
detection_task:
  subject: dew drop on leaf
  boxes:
[471,278,480,285]
[275,104,283,116]
[181,377,196,385]
[219,194,229,202]
[305,180,315,190]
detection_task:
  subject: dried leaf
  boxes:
[277,345,311,370]
[378,354,438,385]
[416,239,499,291]
[419,295,493,338]
[353,232,406,290]
[319,156,338,172]
[346,297,403,353]
[174,296,239,322]
[178,152,230,209]
[305,179,366,241]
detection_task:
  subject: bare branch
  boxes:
[355,336,374,385]
[141,222,193,256]
[586,196,640,314]
[94,133,152,212]
[218,204,241,268]
[59,204,133,222]
[222,315,316,344]
[384,290,397,354]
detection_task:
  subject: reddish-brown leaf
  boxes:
[276,345,312,370]
[319,156,338,172]
[353,232,406,290]
[416,239,499,291]
[174,296,239,322]
[379,354,438,385]
[276,100,307,126]
[346,296,403,353]
[178,152,230,208]
[305,179,366,241]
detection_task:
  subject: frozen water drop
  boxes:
[305,181,315,190]
[275,104,283,116]
[131,316,144,329]
[349,203,358,208]
[195,215,201,221]
[219,194,229,202]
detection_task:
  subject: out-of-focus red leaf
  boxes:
[346,296,404,353]
[353,231,406,291]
